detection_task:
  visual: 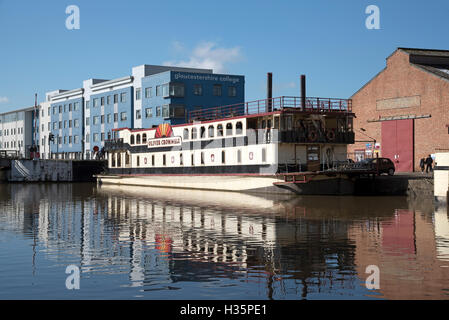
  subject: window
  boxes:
[222,150,225,164]
[183,128,189,140]
[156,85,162,96]
[59,121,62,129]
[136,156,140,167]
[85,133,90,142]
[136,134,141,144]
[145,87,152,98]
[236,121,243,134]
[107,96,111,105]
[200,126,206,138]
[120,92,126,103]
[101,115,104,124]
[145,108,153,118]
[69,136,72,144]
[162,84,169,97]
[74,119,79,128]
[201,152,205,165]
[226,123,233,136]
[163,154,166,166]
[217,124,223,137]
[117,153,121,167]
[120,112,127,121]
[101,133,105,142]
[93,116,99,125]
[136,110,141,120]
[114,94,118,103]
[156,106,161,117]
[93,98,99,107]
[93,133,99,142]
[53,122,57,130]
[237,149,242,163]
[64,104,67,112]
[107,114,112,123]
[48,107,51,115]
[69,104,72,111]
[191,127,197,139]
[86,101,90,109]
[193,84,202,96]
[180,153,183,166]
[64,120,67,128]
[152,155,155,166]
[262,148,266,162]
[114,113,118,122]
[208,125,214,138]
[42,124,44,132]
[64,136,67,144]
[86,117,90,126]
[74,135,79,144]
[59,105,62,113]
[228,86,237,97]
[130,135,135,145]
[170,83,184,97]
[213,84,222,96]
[111,153,116,167]
[142,133,147,144]
[74,102,80,111]
[171,105,185,118]
[53,107,57,114]
[136,88,141,101]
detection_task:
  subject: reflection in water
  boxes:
[0,183,448,299]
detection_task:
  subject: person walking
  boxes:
[425,155,433,173]
[420,158,425,174]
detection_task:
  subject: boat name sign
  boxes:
[147,136,182,148]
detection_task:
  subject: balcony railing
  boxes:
[188,96,352,122]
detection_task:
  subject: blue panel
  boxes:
[49,98,84,153]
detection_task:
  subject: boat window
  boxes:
[136,134,141,144]
[200,126,206,138]
[191,127,197,139]
[208,125,214,138]
[125,153,130,165]
[217,124,223,137]
[142,133,147,144]
[236,122,243,134]
[262,148,266,162]
[152,155,155,166]
[130,135,135,145]
[117,153,121,167]
[201,152,205,165]
[163,154,166,166]
[222,150,225,164]
[237,149,242,163]
[136,156,140,167]
[226,123,233,136]
[183,128,189,140]
[274,117,280,129]
[180,153,183,166]
[191,153,194,166]
[111,153,116,167]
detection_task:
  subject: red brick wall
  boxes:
[348,49,449,171]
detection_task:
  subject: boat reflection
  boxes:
[0,183,448,299]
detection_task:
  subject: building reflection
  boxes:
[0,183,448,299]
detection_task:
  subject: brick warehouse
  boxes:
[348,48,449,172]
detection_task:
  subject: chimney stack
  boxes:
[301,74,306,109]
[267,72,273,112]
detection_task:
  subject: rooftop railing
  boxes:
[188,96,352,122]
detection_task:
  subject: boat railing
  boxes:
[188,96,352,122]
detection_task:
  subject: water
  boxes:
[0,183,448,300]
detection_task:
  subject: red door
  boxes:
[381,119,414,172]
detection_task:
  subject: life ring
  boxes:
[249,152,254,160]
[326,129,336,141]
[144,157,147,164]
[308,130,318,142]
[211,154,215,162]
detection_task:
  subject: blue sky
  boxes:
[0,0,448,112]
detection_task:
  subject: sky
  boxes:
[0,0,449,112]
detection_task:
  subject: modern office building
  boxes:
[40,64,244,159]
[0,106,39,158]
